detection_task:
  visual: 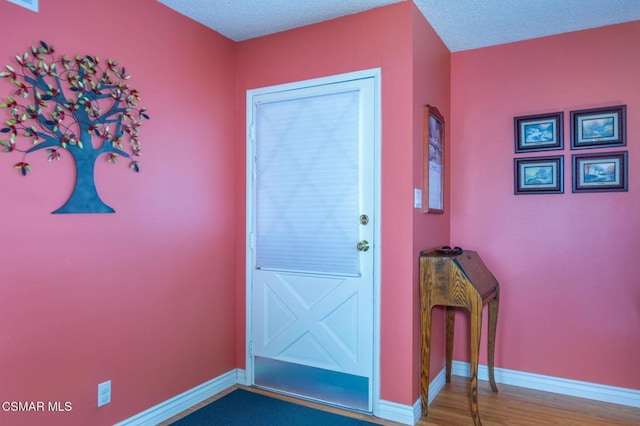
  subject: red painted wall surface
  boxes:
[450,21,640,390]
[411,4,451,401]
[235,2,451,405]
[5,1,634,424]
[0,1,237,425]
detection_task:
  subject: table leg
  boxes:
[446,306,456,383]
[420,303,432,416]
[487,290,499,393]
[469,300,483,426]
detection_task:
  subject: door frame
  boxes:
[244,67,382,414]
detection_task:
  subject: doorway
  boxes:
[246,69,381,412]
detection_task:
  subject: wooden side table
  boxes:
[419,248,500,426]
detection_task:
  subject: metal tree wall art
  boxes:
[0,41,149,213]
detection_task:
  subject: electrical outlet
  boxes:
[97,380,111,407]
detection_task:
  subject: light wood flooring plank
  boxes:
[419,376,640,426]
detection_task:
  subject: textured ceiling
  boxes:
[157,0,640,52]
[416,0,640,51]
[157,0,404,42]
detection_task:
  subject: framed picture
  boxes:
[514,156,564,195]
[572,151,628,193]
[423,105,445,213]
[514,112,564,153]
[570,105,626,149]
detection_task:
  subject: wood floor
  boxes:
[160,376,640,425]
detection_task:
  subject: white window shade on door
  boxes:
[255,89,361,276]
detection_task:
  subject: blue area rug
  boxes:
[170,389,380,425]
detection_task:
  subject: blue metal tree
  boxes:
[0,41,149,213]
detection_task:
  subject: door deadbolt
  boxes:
[360,214,369,225]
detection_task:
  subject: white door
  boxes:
[246,69,380,412]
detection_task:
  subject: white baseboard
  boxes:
[236,368,249,386]
[113,369,239,426]
[377,368,446,426]
[452,361,640,408]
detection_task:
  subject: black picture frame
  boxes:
[514,155,564,195]
[513,155,564,195]
[572,151,628,193]
[570,105,626,150]
[514,112,564,153]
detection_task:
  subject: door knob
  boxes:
[356,240,370,252]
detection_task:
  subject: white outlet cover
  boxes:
[98,380,111,407]
[414,188,423,209]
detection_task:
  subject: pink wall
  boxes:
[0,1,238,425]
[411,4,451,400]
[5,2,631,424]
[450,21,640,390]
[236,2,451,405]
